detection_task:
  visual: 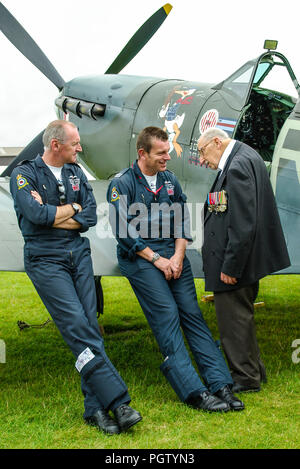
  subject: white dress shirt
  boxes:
[218,139,236,175]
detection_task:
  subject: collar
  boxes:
[133,160,165,195]
[218,139,236,172]
[36,154,76,172]
[133,159,160,181]
[35,154,46,167]
[133,159,144,179]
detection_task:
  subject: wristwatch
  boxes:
[72,203,80,214]
[151,252,161,264]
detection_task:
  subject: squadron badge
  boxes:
[111,186,120,202]
[16,174,29,190]
[69,175,80,191]
[164,180,174,196]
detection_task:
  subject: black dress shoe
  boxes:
[232,382,260,393]
[186,391,230,412]
[114,405,142,431]
[214,385,245,411]
[84,409,120,434]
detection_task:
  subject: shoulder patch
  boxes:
[110,186,120,202]
[114,167,130,178]
[16,174,29,190]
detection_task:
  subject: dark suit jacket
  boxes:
[202,141,290,292]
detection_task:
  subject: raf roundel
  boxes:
[16,174,29,190]
[111,186,120,202]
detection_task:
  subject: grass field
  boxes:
[0,272,299,449]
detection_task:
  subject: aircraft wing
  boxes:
[84,179,121,276]
[0,177,204,277]
[0,177,120,275]
[1,176,296,277]
[0,178,24,270]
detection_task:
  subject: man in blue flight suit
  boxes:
[107,126,244,412]
[10,120,142,435]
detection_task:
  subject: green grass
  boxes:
[0,272,299,449]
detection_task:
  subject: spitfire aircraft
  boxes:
[0,2,300,296]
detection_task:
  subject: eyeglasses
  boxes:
[198,138,215,157]
[57,180,66,205]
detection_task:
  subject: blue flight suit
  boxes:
[10,155,130,418]
[107,160,233,403]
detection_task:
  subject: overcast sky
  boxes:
[1,0,300,146]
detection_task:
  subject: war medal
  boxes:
[207,190,227,213]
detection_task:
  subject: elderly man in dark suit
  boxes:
[198,128,290,393]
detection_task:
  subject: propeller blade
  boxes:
[0,2,65,90]
[1,130,45,177]
[105,3,172,74]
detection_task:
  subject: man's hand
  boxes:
[169,253,183,279]
[154,256,173,281]
[137,247,173,281]
[169,238,187,279]
[220,272,237,285]
[53,203,82,227]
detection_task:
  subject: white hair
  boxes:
[198,127,229,144]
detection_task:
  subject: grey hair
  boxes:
[42,120,77,149]
[198,127,229,144]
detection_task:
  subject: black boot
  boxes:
[114,405,142,431]
[186,391,230,412]
[214,385,245,411]
[85,409,120,434]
